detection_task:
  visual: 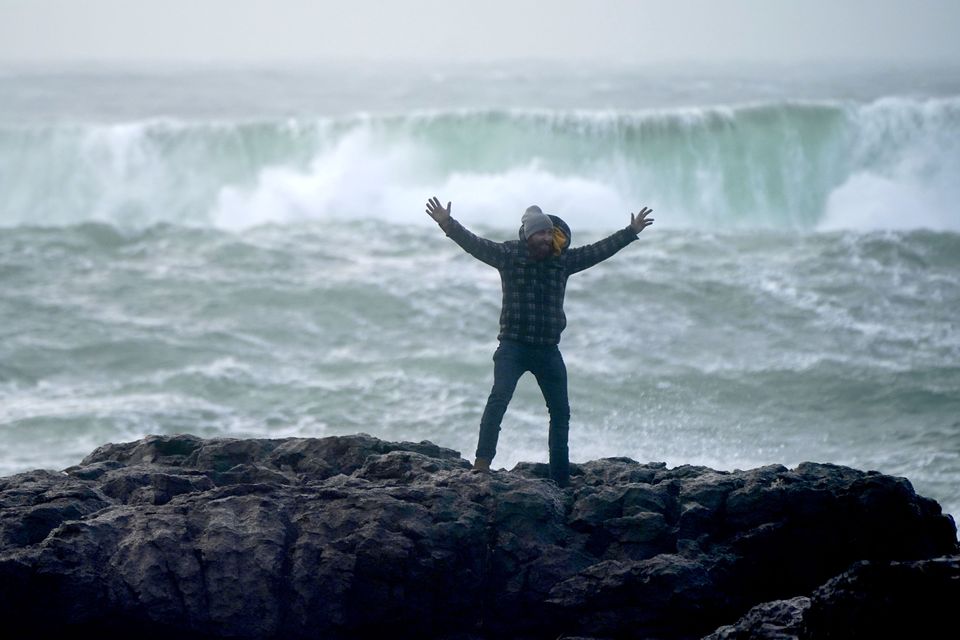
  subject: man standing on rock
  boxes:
[425,197,654,487]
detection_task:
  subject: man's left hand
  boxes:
[630,207,654,234]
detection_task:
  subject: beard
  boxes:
[528,241,552,261]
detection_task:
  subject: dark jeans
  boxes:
[475,339,570,485]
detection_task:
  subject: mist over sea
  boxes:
[1,62,957,522]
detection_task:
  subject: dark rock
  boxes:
[703,596,810,639]
[801,555,960,639]
[0,434,956,640]
[97,468,216,505]
[704,556,960,639]
[0,470,110,547]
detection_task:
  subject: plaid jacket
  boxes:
[441,217,638,345]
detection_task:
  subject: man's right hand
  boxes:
[426,197,451,225]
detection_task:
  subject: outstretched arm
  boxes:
[425,196,510,269]
[567,206,654,275]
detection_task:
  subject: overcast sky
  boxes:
[1,0,958,66]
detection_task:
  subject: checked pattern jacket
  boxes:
[440,217,638,346]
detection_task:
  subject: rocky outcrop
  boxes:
[0,433,956,639]
[706,556,960,639]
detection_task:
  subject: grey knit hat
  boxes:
[521,205,554,238]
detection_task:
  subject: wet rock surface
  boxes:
[0,434,956,639]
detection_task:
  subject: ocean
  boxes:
[1,61,957,523]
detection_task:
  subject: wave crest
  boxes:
[1,97,958,231]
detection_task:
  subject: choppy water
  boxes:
[1,63,957,522]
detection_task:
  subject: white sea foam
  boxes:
[208,124,632,230]
[212,127,425,229]
[818,97,960,231]
[819,171,956,231]
[2,97,958,232]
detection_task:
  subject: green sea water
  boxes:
[1,62,958,522]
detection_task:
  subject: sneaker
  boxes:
[472,457,491,473]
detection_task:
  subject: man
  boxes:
[425,197,654,487]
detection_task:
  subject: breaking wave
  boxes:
[1,97,958,232]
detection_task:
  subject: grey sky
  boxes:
[1,0,958,65]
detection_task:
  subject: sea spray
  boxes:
[2,98,959,231]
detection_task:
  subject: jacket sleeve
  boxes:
[566,226,639,275]
[440,217,511,269]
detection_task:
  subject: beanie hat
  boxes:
[521,205,554,238]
